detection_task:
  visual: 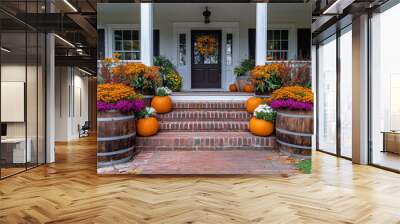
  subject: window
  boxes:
[226,33,233,65]
[317,35,337,155]
[113,30,140,60]
[267,30,289,60]
[178,33,186,66]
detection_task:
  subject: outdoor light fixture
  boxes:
[203,7,211,24]
[54,34,75,48]
[63,0,78,12]
[1,47,11,53]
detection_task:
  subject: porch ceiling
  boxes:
[98,0,308,3]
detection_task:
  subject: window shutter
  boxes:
[153,29,160,57]
[248,29,256,60]
[297,29,311,60]
[97,29,105,60]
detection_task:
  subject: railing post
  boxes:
[256,3,267,66]
[141,3,153,66]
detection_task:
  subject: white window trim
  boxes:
[106,24,141,62]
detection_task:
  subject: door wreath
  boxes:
[195,35,218,57]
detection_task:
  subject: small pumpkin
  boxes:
[137,117,159,137]
[249,117,274,137]
[245,97,263,113]
[151,96,172,114]
[229,83,238,92]
[243,84,254,93]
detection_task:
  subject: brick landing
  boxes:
[98,150,299,175]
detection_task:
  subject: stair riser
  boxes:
[136,136,276,148]
[137,146,276,151]
[160,122,249,131]
[173,102,245,110]
[157,111,251,121]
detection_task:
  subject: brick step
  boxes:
[159,121,249,131]
[173,101,246,110]
[157,110,252,121]
[136,131,276,151]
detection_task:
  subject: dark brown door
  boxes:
[191,30,222,88]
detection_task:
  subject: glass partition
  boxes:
[317,35,337,155]
[370,3,400,171]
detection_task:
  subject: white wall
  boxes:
[55,67,89,141]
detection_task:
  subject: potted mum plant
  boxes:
[268,85,314,172]
[249,104,276,137]
[154,56,183,92]
[97,54,146,168]
[136,107,159,137]
[251,63,283,96]
[234,59,255,91]
[151,86,173,114]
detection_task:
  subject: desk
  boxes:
[1,138,31,163]
[382,131,400,155]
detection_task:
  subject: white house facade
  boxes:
[97,3,311,91]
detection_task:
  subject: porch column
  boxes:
[140,3,153,66]
[256,3,268,65]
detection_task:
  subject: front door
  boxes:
[191,30,222,89]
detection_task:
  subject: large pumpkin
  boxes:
[249,117,274,137]
[229,83,238,92]
[137,117,159,137]
[245,97,263,113]
[151,96,172,114]
[243,84,254,93]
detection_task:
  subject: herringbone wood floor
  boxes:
[1,136,400,224]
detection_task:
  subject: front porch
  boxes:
[97,3,312,91]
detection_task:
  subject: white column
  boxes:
[352,14,369,164]
[256,3,267,66]
[46,33,55,163]
[141,3,153,66]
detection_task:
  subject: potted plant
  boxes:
[154,56,183,92]
[151,86,173,114]
[251,63,283,96]
[136,107,159,137]
[234,59,255,91]
[267,85,314,171]
[249,104,276,137]
[97,55,146,167]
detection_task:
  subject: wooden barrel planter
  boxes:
[97,111,136,168]
[275,109,313,159]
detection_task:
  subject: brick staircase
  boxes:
[136,101,277,151]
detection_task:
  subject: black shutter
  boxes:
[153,29,160,57]
[297,29,311,60]
[248,29,256,60]
[97,29,105,60]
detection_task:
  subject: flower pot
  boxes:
[97,110,136,168]
[151,96,173,114]
[245,97,263,113]
[137,117,159,137]
[275,109,313,160]
[249,117,274,137]
[235,75,251,91]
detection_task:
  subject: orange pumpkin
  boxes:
[137,117,159,137]
[151,96,172,114]
[249,117,274,137]
[229,83,238,92]
[245,97,263,113]
[243,84,254,93]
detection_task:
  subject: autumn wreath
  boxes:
[195,35,218,57]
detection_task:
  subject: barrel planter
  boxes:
[97,110,136,168]
[275,109,313,160]
[143,95,153,107]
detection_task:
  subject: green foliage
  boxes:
[155,87,172,96]
[136,107,156,119]
[234,59,255,77]
[164,71,182,92]
[254,73,282,94]
[154,56,175,77]
[296,159,312,174]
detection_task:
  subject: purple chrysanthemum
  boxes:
[97,99,145,113]
[269,99,313,111]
